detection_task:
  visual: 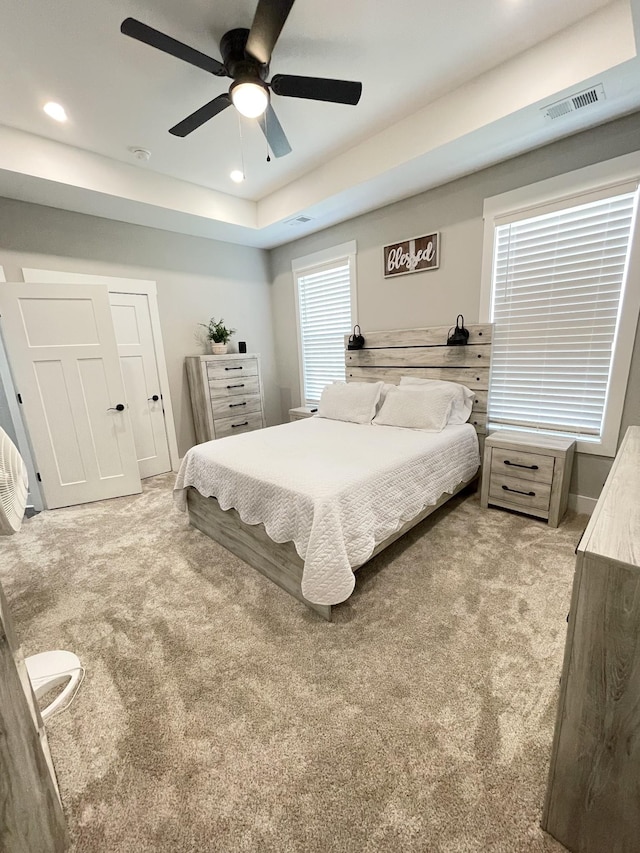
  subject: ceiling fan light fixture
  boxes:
[230,79,269,118]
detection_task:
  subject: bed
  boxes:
[175,324,492,619]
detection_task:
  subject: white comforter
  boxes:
[174,418,479,606]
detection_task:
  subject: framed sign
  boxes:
[383,232,439,278]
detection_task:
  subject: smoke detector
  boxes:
[541,84,606,121]
[129,147,151,161]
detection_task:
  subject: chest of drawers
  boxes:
[480,430,575,527]
[185,353,265,443]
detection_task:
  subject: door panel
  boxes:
[33,360,86,485]
[0,284,141,508]
[109,293,171,478]
[21,296,100,346]
[78,358,130,479]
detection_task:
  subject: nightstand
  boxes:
[289,406,318,422]
[480,431,575,527]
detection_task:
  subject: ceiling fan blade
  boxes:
[169,94,232,137]
[271,74,362,105]
[257,104,292,158]
[245,0,296,65]
[121,18,227,77]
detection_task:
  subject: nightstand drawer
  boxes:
[489,474,551,512]
[211,393,262,418]
[490,448,554,484]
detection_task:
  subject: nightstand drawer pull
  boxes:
[504,460,539,470]
[502,484,535,497]
[231,421,249,428]
[225,366,243,371]
[226,383,245,389]
[229,401,247,408]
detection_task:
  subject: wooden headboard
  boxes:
[344,324,493,441]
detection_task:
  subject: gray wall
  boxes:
[270,112,640,500]
[0,200,276,458]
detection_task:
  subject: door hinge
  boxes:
[17,393,23,404]
[36,472,42,482]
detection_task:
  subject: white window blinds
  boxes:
[296,258,352,405]
[489,190,637,440]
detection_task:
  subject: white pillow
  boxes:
[318,381,383,424]
[372,385,456,432]
[399,376,474,424]
[375,382,397,413]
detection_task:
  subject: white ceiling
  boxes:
[1,0,639,248]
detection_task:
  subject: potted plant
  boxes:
[199,317,236,355]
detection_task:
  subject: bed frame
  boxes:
[186,324,492,620]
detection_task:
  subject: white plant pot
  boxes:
[210,342,228,355]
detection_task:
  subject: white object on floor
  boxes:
[0,425,29,534]
[25,650,84,720]
[0,427,83,719]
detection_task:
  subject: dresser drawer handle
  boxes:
[502,485,535,497]
[226,383,245,389]
[229,402,247,408]
[225,366,243,371]
[231,421,249,428]
[504,460,539,470]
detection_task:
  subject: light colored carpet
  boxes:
[1,475,580,852]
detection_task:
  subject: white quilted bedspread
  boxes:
[174,418,479,606]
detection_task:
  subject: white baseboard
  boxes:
[568,493,597,515]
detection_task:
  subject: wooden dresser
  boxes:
[542,425,640,853]
[185,353,265,444]
[0,581,67,852]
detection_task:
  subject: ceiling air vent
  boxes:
[541,84,605,121]
[285,215,314,226]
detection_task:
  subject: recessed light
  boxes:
[43,102,68,122]
[230,170,245,183]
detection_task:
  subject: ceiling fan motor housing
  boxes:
[220,28,269,81]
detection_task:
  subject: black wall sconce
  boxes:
[446,314,469,346]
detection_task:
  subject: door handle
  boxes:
[107,404,125,412]
[148,395,160,402]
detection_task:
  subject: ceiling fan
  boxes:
[120,0,363,158]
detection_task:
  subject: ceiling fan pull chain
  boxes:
[265,109,271,162]
[237,113,247,180]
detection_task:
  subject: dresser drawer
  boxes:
[209,376,260,399]
[214,411,263,439]
[490,448,554,484]
[206,359,258,380]
[211,393,262,419]
[489,474,551,512]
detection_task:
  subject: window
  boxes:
[481,154,640,456]
[293,242,357,405]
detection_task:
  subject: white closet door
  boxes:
[0,284,141,508]
[109,292,171,478]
